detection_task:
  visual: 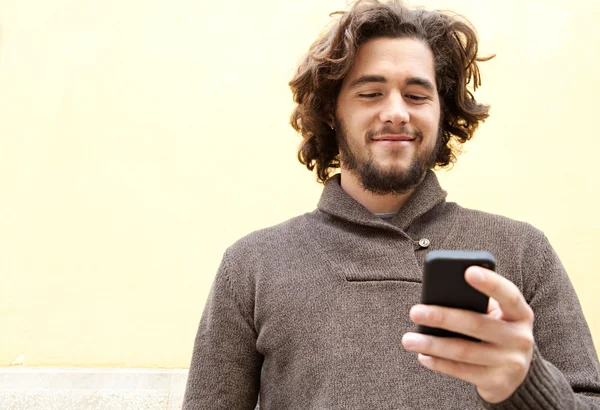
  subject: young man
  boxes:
[183,1,600,408]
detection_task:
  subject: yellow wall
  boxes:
[0,0,598,368]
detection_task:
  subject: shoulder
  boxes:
[222,211,317,267]
[451,202,546,243]
[445,203,554,271]
[448,203,556,282]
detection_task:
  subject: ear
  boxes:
[326,113,335,130]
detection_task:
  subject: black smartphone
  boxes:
[417,250,496,341]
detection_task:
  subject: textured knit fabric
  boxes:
[183,171,600,409]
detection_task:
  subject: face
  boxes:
[335,37,442,195]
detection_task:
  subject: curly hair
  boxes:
[289,0,493,183]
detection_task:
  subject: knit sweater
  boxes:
[183,171,600,409]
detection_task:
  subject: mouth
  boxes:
[371,134,415,144]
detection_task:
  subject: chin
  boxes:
[376,162,412,173]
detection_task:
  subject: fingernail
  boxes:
[402,333,423,349]
[418,354,433,365]
[469,267,484,284]
[411,305,429,319]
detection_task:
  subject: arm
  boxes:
[484,233,600,409]
[182,253,262,410]
[402,231,600,409]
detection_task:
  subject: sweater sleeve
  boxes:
[182,253,263,410]
[483,232,600,409]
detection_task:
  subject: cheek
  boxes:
[422,109,441,137]
[346,116,371,142]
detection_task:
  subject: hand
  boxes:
[401,266,535,404]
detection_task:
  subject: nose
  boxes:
[379,92,410,125]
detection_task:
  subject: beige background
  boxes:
[0,0,598,368]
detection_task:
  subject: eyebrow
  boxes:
[348,75,387,89]
[405,76,436,92]
[347,74,436,92]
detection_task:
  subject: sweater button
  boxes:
[419,238,430,248]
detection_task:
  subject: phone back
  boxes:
[418,250,495,340]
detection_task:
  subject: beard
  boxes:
[335,116,440,195]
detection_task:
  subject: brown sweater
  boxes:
[183,171,600,409]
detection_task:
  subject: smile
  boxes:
[372,134,415,143]
[372,137,415,147]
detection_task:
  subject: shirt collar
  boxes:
[317,170,447,231]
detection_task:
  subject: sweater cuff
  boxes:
[481,345,569,410]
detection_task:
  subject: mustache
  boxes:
[365,125,423,141]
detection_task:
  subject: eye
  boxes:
[358,93,382,99]
[406,94,428,102]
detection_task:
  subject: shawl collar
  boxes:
[317,170,448,231]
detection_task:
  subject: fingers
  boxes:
[409,304,525,346]
[416,354,488,386]
[487,297,500,314]
[406,266,535,404]
[465,267,534,323]
[402,332,505,366]
[414,350,532,404]
[487,298,504,320]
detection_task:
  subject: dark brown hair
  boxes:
[289,0,493,183]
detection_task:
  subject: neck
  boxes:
[339,170,418,214]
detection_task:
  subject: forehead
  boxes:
[343,37,437,87]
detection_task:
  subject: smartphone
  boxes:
[417,250,496,341]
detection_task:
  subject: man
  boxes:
[183,1,600,408]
